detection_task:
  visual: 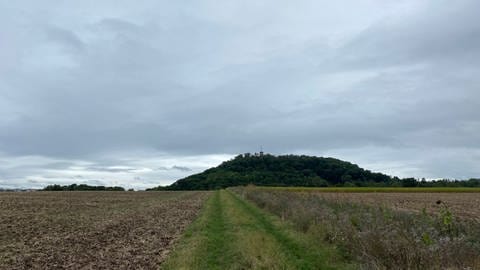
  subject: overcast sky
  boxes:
[1,0,479,189]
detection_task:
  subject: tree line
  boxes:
[43,184,125,191]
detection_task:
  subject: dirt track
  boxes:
[0,191,209,269]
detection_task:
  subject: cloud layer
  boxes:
[1,0,479,188]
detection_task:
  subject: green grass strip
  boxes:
[162,191,235,270]
[226,190,343,270]
[163,190,353,269]
[203,190,230,268]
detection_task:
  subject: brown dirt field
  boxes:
[310,192,480,221]
[0,191,210,270]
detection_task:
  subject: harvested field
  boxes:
[256,187,480,221]
[0,191,210,269]
[308,192,480,221]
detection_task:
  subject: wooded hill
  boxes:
[148,153,400,190]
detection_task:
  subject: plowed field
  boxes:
[0,191,209,269]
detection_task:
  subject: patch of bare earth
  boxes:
[0,191,210,269]
[311,192,480,221]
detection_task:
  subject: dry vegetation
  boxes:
[304,192,480,222]
[0,191,209,269]
[232,187,480,270]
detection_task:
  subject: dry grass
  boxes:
[302,192,480,222]
[257,186,480,193]
[232,187,480,270]
[0,191,209,269]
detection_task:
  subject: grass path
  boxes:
[162,190,353,270]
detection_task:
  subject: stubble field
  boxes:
[294,191,480,221]
[0,191,209,269]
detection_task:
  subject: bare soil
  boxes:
[311,192,480,221]
[0,191,209,269]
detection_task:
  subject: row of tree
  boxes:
[401,177,480,187]
[43,184,125,191]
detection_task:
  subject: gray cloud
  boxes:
[85,166,138,173]
[0,0,479,188]
[45,25,85,52]
[172,166,192,172]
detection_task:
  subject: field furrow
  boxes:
[0,191,210,269]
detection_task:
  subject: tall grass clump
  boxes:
[231,187,480,270]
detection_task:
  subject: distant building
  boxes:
[254,151,265,157]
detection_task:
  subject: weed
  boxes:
[231,187,480,270]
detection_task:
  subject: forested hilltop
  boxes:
[149,153,480,190]
[149,154,390,190]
